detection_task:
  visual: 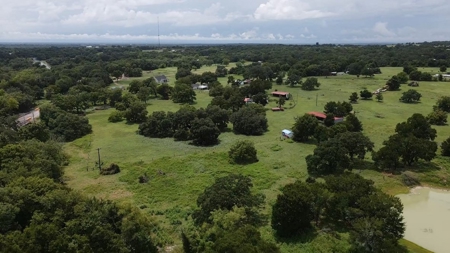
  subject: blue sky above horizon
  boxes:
[1,0,449,44]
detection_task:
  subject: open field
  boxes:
[64,66,450,251]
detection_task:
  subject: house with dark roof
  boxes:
[154,75,168,84]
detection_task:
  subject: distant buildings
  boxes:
[154,75,168,84]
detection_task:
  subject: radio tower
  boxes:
[157,16,161,48]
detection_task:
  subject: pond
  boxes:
[397,187,450,253]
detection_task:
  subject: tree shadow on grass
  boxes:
[274,227,318,245]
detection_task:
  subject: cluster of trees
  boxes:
[138,105,228,146]
[272,173,406,252]
[183,174,279,253]
[228,140,258,164]
[349,90,383,103]
[292,112,363,143]
[182,172,406,253]
[373,114,437,169]
[427,96,450,126]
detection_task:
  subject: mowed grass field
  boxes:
[64,65,450,251]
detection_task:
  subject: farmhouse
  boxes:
[308,111,344,124]
[154,75,168,84]
[271,91,291,100]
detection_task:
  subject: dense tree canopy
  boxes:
[230,105,268,135]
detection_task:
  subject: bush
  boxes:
[228,140,258,164]
[442,137,450,156]
[360,89,373,100]
[399,89,422,103]
[435,96,450,112]
[108,110,124,122]
[427,110,447,125]
[100,163,121,175]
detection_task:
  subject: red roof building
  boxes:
[307,112,344,123]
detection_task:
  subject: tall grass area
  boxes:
[64,66,450,251]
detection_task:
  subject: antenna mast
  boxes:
[157,16,161,48]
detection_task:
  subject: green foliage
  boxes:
[386,76,401,90]
[376,93,383,102]
[360,89,373,100]
[306,138,350,176]
[324,113,335,127]
[128,80,143,94]
[137,86,151,103]
[228,140,258,164]
[184,207,279,253]
[409,70,422,81]
[441,137,450,156]
[175,68,192,80]
[271,181,315,237]
[427,109,447,125]
[156,84,172,100]
[314,124,332,143]
[420,72,432,81]
[17,122,50,142]
[301,77,321,90]
[230,105,268,136]
[349,92,359,103]
[205,105,229,131]
[108,110,124,123]
[40,105,92,142]
[292,114,319,142]
[215,65,228,77]
[400,89,422,103]
[192,174,264,225]
[138,111,174,138]
[345,114,363,132]
[435,96,450,112]
[0,177,158,253]
[123,101,148,123]
[440,65,447,72]
[324,101,353,117]
[252,92,269,106]
[374,114,438,169]
[172,84,196,104]
[0,140,66,184]
[403,65,417,74]
[396,72,409,84]
[190,118,220,146]
[336,132,374,160]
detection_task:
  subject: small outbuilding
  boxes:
[281,129,293,138]
[271,91,291,100]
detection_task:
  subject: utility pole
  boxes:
[96,148,102,171]
[316,94,318,106]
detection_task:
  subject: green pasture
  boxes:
[65,66,450,252]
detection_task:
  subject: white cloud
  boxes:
[373,22,396,37]
[254,0,334,20]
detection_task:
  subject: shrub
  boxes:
[228,140,258,164]
[427,110,447,125]
[100,163,121,175]
[442,137,450,157]
[108,110,124,122]
[399,89,422,103]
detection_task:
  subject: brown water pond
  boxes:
[397,187,450,253]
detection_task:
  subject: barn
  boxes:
[271,91,291,100]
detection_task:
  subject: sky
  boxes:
[0,0,449,44]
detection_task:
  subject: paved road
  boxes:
[17,108,40,126]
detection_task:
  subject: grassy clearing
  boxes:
[65,66,450,251]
